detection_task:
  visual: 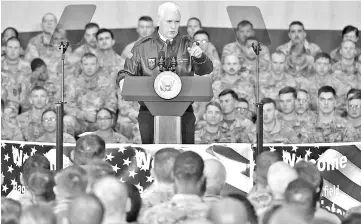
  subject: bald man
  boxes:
[92,176,129,224]
[203,159,227,205]
[67,194,104,224]
[208,197,249,224]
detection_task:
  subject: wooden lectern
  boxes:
[121,76,213,144]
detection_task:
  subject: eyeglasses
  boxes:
[297,99,307,103]
[236,108,247,112]
[196,40,208,45]
[42,117,56,123]
[97,117,112,121]
[348,105,361,109]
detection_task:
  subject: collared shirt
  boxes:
[140,194,209,224]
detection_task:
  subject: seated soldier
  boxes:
[1,99,24,141]
[94,108,129,143]
[1,70,20,120]
[295,89,316,124]
[193,30,221,80]
[248,98,300,144]
[35,109,76,143]
[276,21,321,57]
[222,20,270,62]
[310,86,357,142]
[236,97,255,123]
[231,78,256,112]
[241,37,270,73]
[186,17,202,38]
[1,27,25,60]
[96,28,124,82]
[346,92,361,138]
[286,43,314,79]
[16,86,49,141]
[260,51,297,100]
[221,54,243,86]
[64,53,117,136]
[278,86,298,125]
[195,101,228,143]
[2,37,31,78]
[121,16,154,61]
[308,52,346,111]
[332,40,361,94]
[330,25,361,63]
[219,89,254,143]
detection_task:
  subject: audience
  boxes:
[67,193,105,224]
[202,159,227,205]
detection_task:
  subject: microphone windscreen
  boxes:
[159,51,165,58]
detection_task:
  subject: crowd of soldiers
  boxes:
[2,12,361,144]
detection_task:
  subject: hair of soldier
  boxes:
[96,28,114,40]
[297,89,309,95]
[173,151,204,182]
[271,50,286,59]
[19,204,56,224]
[279,86,297,98]
[314,52,331,63]
[342,25,359,38]
[289,21,305,31]
[139,15,153,22]
[74,134,106,165]
[237,20,253,30]
[96,107,115,119]
[2,27,19,39]
[55,165,88,197]
[237,97,248,104]
[153,147,181,183]
[42,13,57,22]
[218,89,238,100]
[193,30,210,40]
[31,58,46,72]
[81,52,97,63]
[261,97,277,108]
[343,213,361,224]
[227,194,258,224]
[85,22,100,30]
[125,183,142,223]
[205,101,222,112]
[5,36,21,46]
[30,85,48,96]
[1,197,22,224]
[318,85,336,97]
[157,2,181,21]
[347,88,361,99]
[22,154,51,187]
[41,108,57,121]
[27,167,56,201]
[187,17,202,27]
[284,178,317,210]
[348,91,361,102]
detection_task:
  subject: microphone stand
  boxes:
[55,41,69,171]
[252,42,263,158]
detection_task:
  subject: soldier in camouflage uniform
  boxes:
[276,21,321,57]
[2,37,31,77]
[1,99,24,141]
[70,23,99,64]
[295,89,317,125]
[330,25,361,63]
[278,87,298,126]
[15,86,49,141]
[1,27,25,60]
[286,43,314,81]
[218,89,254,143]
[64,53,118,136]
[96,28,125,83]
[1,71,20,121]
[222,20,270,64]
[310,86,357,143]
[240,37,270,74]
[346,92,361,140]
[140,150,209,224]
[195,101,228,144]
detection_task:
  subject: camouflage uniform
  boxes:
[71,44,98,63]
[310,116,358,143]
[140,194,209,224]
[93,130,130,143]
[222,41,270,63]
[202,194,222,206]
[241,58,270,74]
[260,71,297,102]
[204,42,222,81]
[276,40,322,57]
[1,119,24,141]
[1,45,25,59]
[221,117,255,143]
[15,110,45,141]
[97,50,125,82]
[1,58,31,78]
[194,126,229,144]
[1,72,20,118]
[64,69,118,134]
[330,46,361,63]
[141,183,174,213]
[230,79,256,112]
[35,133,76,143]
[296,110,317,125]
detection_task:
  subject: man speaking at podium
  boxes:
[117,2,213,144]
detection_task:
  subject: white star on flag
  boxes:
[31,147,37,155]
[135,182,143,193]
[119,177,125,183]
[269,146,276,152]
[112,164,120,173]
[305,149,312,157]
[292,146,298,152]
[1,141,6,149]
[315,145,320,149]
[23,153,29,161]
[19,143,25,148]
[4,154,10,162]
[123,158,131,166]
[118,147,126,153]
[10,179,17,186]
[105,153,115,162]
[146,175,154,182]
[297,155,303,162]
[129,170,138,178]
[8,165,14,174]
[2,184,8,193]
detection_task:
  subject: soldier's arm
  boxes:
[12,125,24,141]
[116,44,142,87]
[194,130,202,144]
[103,85,118,114]
[64,83,85,120]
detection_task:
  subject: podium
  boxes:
[121,76,213,144]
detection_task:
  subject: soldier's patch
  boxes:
[147,58,156,70]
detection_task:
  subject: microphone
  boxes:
[170,53,177,72]
[158,51,166,72]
